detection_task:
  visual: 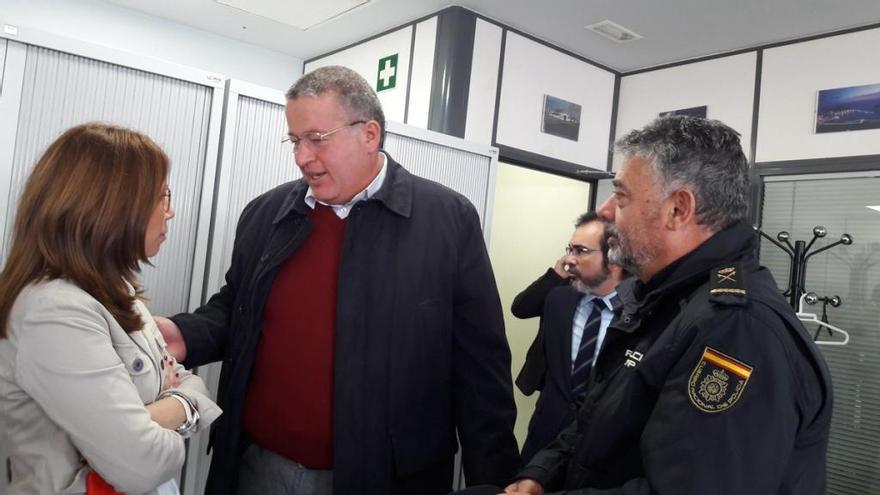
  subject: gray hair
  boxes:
[615,115,749,232]
[286,65,386,146]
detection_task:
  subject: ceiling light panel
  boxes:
[215,0,371,30]
[586,20,643,43]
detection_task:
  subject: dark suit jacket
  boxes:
[173,157,520,495]
[519,286,585,462]
[511,269,569,395]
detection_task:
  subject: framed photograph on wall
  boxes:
[660,105,707,118]
[816,83,880,133]
[541,95,582,141]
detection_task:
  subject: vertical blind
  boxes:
[384,133,493,228]
[182,93,295,495]
[1,45,215,317]
[760,173,880,495]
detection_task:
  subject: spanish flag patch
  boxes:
[688,346,753,413]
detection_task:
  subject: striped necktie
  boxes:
[571,297,608,399]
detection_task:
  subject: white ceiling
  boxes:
[102,0,880,72]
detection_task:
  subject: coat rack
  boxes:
[755,225,853,309]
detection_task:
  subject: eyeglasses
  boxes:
[565,244,599,257]
[282,120,367,153]
[161,187,171,212]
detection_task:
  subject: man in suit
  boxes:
[156,65,520,495]
[514,212,627,462]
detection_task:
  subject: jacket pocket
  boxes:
[390,424,456,477]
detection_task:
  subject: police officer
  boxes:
[503,115,833,495]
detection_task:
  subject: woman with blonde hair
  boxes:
[0,122,220,494]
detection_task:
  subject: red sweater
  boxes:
[242,204,346,468]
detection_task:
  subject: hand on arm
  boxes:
[503,479,545,495]
[154,316,187,362]
[146,354,185,429]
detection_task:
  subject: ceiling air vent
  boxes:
[586,20,643,43]
[215,0,372,30]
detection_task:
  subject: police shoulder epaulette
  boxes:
[709,263,747,306]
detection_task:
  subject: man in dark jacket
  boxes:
[156,65,520,495]
[512,212,627,462]
[503,115,833,495]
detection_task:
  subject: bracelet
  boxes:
[159,390,200,438]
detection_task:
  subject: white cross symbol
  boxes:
[379,59,396,88]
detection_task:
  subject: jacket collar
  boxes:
[612,221,757,333]
[273,152,413,224]
[634,220,757,308]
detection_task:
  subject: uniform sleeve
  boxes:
[516,418,582,491]
[552,308,804,495]
[510,269,568,319]
[15,298,185,494]
[451,203,522,486]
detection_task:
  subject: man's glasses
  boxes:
[161,187,171,212]
[565,244,599,257]
[282,120,367,153]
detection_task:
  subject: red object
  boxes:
[243,204,346,469]
[86,471,123,495]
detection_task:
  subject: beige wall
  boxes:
[488,162,591,447]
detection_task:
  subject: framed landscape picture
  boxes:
[816,83,880,133]
[660,105,707,118]
[541,95,582,141]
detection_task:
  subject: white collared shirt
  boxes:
[571,291,618,365]
[304,153,387,219]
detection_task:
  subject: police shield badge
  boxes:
[688,346,753,413]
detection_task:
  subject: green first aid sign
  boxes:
[377,54,398,92]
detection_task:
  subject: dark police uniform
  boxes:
[517,221,833,494]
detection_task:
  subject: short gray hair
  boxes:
[615,115,749,232]
[286,65,386,146]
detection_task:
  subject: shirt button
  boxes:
[623,316,632,323]
[339,207,347,214]
[132,357,144,372]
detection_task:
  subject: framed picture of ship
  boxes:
[541,95,582,141]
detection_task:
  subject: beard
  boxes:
[570,263,611,294]
[605,221,659,279]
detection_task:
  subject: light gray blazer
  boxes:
[0,279,221,495]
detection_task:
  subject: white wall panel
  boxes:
[758,28,880,162]
[616,52,757,169]
[496,32,615,170]
[1,44,216,317]
[464,19,502,145]
[304,27,414,123]
[406,17,437,128]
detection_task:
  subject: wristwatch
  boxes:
[159,390,200,438]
